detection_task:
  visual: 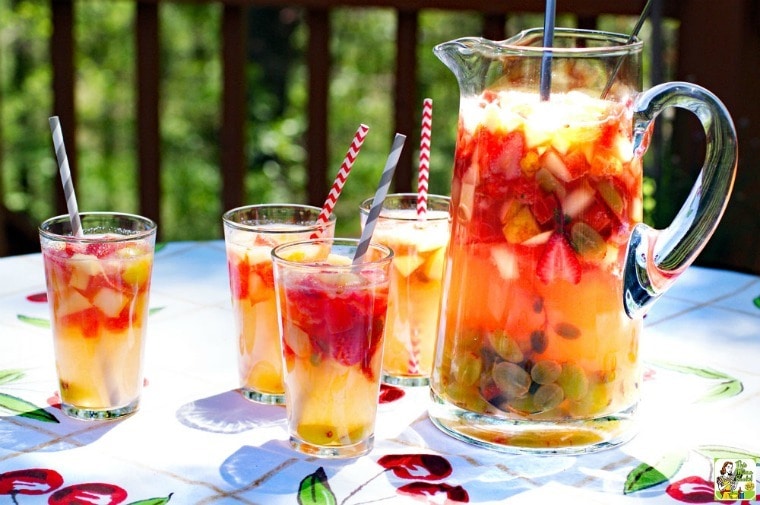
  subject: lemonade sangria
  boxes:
[272,239,392,457]
[430,89,643,449]
[40,213,156,420]
[360,194,450,386]
[223,205,335,404]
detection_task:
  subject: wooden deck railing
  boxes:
[6,0,760,272]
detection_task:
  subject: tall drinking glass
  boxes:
[40,212,156,420]
[223,204,335,404]
[359,193,450,386]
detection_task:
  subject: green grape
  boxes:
[492,361,531,400]
[451,352,482,387]
[488,331,524,363]
[532,383,564,412]
[557,362,590,401]
[530,360,562,385]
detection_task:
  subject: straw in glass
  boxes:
[417,98,432,221]
[539,0,557,101]
[49,116,83,236]
[312,124,369,238]
[601,0,653,98]
[353,133,406,264]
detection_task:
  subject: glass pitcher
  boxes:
[429,28,737,454]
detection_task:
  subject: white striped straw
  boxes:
[49,116,83,237]
[353,133,406,264]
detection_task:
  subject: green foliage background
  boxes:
[0,3,676,243]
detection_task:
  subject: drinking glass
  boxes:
[223,204,335,404]
[359,193,450,386]
[272,238,392,457]
[40,212,156,420]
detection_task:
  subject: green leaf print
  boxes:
[127,493,174,505]
[753,295,760,309]
[0,392,58,423]
[624,451,687,494]
[17,314,50,328]
[699,379,743,402]
[298,467,337,505]
[0,369,25,385]
[695,445,760,463]
[651,361,731,380]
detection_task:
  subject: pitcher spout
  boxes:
[433,37,504,96]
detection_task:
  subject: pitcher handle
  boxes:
[623,82,738,318]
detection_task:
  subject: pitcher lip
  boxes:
[435,28,642,57]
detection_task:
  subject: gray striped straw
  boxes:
[353,133,406,264]
[49,116,83,236]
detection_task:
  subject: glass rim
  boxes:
[222,203,335,233]
[39,211,157,242]
[271,237,393,268]
[359,193,451,221]
[443,28,643,58]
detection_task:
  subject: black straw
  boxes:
[539,0,557,101]
[601,0,653,98]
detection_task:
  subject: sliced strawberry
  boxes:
[582,200,615,239]
[537,233,581,284]
[532,192,560,225]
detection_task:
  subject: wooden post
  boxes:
[136,1,161,228]
[306,8,330,208]
[221,3,247,212]
[673,0,760,273]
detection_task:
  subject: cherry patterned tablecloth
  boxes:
[1,241,759,504]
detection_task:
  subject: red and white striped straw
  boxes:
[417,98,432,220]
[313,124,370,237]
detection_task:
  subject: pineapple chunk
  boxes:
[69,254,102,291]
[491,246,518,280]
[56,289,92,317]
[421,247,446,281]
[393,254,425,278]
[92,288,128,318]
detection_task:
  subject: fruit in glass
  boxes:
[223,205,335,404]
[272,238,392,457]
[40,212,156,420]
[430,89,643,445]
[360,194,450,386]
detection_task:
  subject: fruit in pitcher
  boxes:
[432,89,642,428]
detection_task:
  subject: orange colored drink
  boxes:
[360,194,450,386]
[223,205,334,404]
[430,90,643,448]
[40,213,156,420]
[272,239,392,457]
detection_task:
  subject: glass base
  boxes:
[61,398,139,421]
[382,373,430,387]
[428,389,638,455]
[290,434,374,458]
[240,388,285,405]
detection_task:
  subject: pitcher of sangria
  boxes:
[429,28,737,453]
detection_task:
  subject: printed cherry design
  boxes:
[0,469,63,502]
[397,482,470,502]
[47,483,128,505]
[378,454,469,503]
[377,454,453,480]
[378,384,404,404]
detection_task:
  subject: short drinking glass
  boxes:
[272,238,393,457]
